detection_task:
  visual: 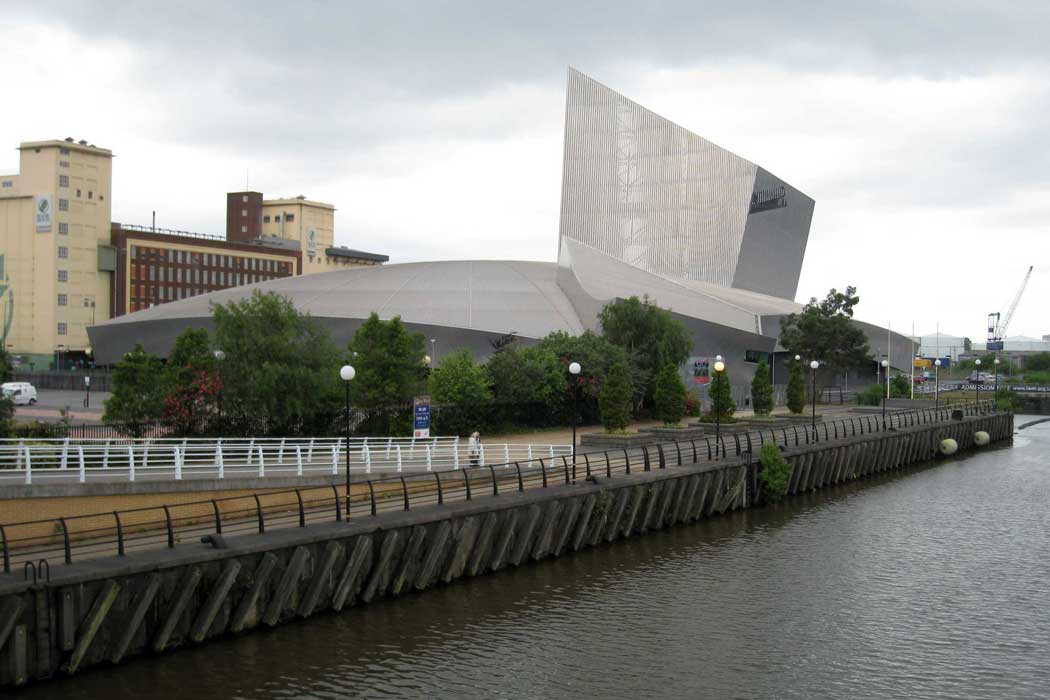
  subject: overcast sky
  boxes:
[3,1,1048,341]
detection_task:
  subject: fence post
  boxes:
[15,439,23,471]
[128,446,135,482]
[365,445,372,473]
[454,437,460,469]
[549,444,554,459]
[60,437,69,470]
[174,446,182,480]
[216,444,224,479]
[527,444,533,462]
[426,445,432,471]
[258,444,265,477]
[396,444,403,472]
[331,445,338,475]
[307,437,316,463]
[247,438,255,466]
[296,445,303,476]
[504,444,510,464]
[78,446,86,484]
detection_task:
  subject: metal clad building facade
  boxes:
[558,68,813,301]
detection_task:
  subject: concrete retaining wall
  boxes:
[0,413,1013,688]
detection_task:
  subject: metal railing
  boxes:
[0,401,996,575]
[0,436,572,485]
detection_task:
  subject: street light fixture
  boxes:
[713,358,726,457]
[934,359,942,411]
[974,358,981,408]
[809,360,819,441]
[83,375,91,408]
[568,361,581,479]
[340,364,356,518]
[880,359,889,429]
[213,350,226,422]
[430,338,437,367]
[994,357,1000,399]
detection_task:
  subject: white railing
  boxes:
[0,436,572,485]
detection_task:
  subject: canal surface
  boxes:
[24,418,1050,699]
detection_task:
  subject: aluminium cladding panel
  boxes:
[558,68,759,290]
[732,167,814,301]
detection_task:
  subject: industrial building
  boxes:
[89,69,915,390]
[0,134,386,368]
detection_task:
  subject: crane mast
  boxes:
[986,266,1034,351]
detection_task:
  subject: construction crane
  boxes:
[986,265,1034,351]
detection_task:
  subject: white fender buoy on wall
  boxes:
[974,431,990,446]
[939,438,959,455]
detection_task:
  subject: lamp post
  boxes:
[974,358,981,408]
[430,338,437,368]
[994,357,1000,400]
[340,364,356,518]
[934,359,941,411]
[83,375,90,408]
[880,359,889,429]
[713,357,725,457]
[568,361,581,479]
[809,360,819,441]
[213,350,225,423]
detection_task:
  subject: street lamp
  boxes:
[568,361,581,479]
[974,358,981,408]
[424,354,432,369]
[430,338,437,367]
[340,364,356,518]
[213,350,226,423]
[934,359,942,411]
[713,358,726,457]
[83,375,91,408]
[994,357,1000,399]
[880,359,889,429]
[809,360,819,441]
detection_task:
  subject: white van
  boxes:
[1,382,37,405]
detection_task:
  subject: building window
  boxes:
[176,268,183,283]
[57,322,68,335]
[130,245,137,258]
[59,161,69,168]
[58,198,69,211]
[88,191,93,200]
[149,267,155,282]
[57,294,67,306]
[263,215,270,223]
[274,215,281,223]
[58,247,69,259]
[241,209,247,217]
[60,147,70,155]
[59,175,69,187]
[285,214,294,222]
[58,270,68,282]
[241,225,247,233]
[58,222,69,235]
[1,180,12,188]
[242,195,248,203]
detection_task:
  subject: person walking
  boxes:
[467,431,481,467]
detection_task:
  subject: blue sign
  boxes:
[413,396,431,437]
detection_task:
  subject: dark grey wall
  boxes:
[732,167,815,301]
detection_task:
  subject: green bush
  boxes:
[855,384,883,406]
[995,387,1021,412]
[890,374,910,398]
[653,364,687,426]
[751,360,773,415]
[758,443,792,502]
[787,360,805,415]
[707,370,735,420]
[599,360,633,433]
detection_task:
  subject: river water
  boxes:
[24,418,1050,699]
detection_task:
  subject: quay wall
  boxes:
[0,413,1013,687]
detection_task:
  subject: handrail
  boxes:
[0,400,997,573]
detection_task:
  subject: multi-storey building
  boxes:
[0,137,388,368]
[0,138,114,367]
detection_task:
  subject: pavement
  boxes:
[13,389,109,423]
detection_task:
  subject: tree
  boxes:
[0,347,13,383]
[778,286,871,379]
[430,349,492,406]
[709,369,735,419]
[104,344,166,435]
[536,330,630,423]
[348,312,428,409]
[212,290,341,435]
[485,345,565,407]
[751,360,773,415]
[1023,352,1050,372]
[162,328,220,433]
[890,374,910,398]
[599,296,692,405]
[787,359,806,415]
[599,359,632,432]
[653,364,687,426]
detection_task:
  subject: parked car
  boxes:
[1,381,38,405]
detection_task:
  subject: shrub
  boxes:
[787,360,805,415]
[995,387,1021,412]
[758,443,792,502]
[708,370,735,419]
[653,364,687,426]
[855,384,884,406]
[429,349,492,435]
[599,360,633,432]
[751,360,773,415]
[890,374,910,398]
